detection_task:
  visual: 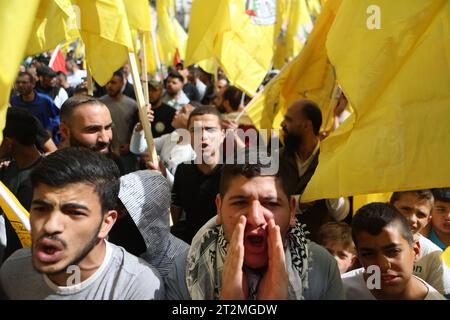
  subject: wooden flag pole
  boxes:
[323,83,341,132]
[128,51,159,169]
[139,32,149,104]
[86,65,94,96]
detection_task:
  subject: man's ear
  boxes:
[289,196,297,227]
[412,239,421,262]
[216,194,222,225]
[98,210,118,239]
[60,122,70,141]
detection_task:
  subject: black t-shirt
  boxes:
[152,103,176,138]
[171,162,222,244]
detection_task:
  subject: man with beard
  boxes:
[58,95,133,175]
[165,152,344,300]
[280,100,350,242]
[0,147,164,299]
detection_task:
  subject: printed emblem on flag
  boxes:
[245,0,276,25]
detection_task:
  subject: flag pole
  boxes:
[323,67,340,131]
[128,51,159,169]
[86,64,94,96]
[139,32,150,104]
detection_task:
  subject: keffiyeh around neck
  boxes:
[186,217,310,300]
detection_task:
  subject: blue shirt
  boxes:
[429,228,447,250]
[10,91,59,131]
[10,91,60,144]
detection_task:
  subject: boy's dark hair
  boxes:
[431,188,450,203]
[3,108,39,146]
[113,69,124,80]
[219,150,290,199]
[390,189,434,204]
[187,105,223,129]
[37,65,57,78]
[222,85,242,111]
[299,100,322,136]
[60,96,106,122]
[318,222,356,254]
[17,71,34,83]
[167,71,184,83]
[352,203,414,248]
[30,147,120,214]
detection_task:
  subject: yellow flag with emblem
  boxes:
[245,0,341,134]
[273,0,314,69]
[0,0,40,143]
[26,0,79,56]
[302,0,450,202]
[72,0,134,86]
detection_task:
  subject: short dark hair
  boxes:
[30,147,120,214]
[219,150,290,199]
[318,222,356,253]
[17,71,34,83]
[113,69,124,80]
[37,65,57,78]
[3,108,38,146]
[432,188,450,203]
[60,96,106,123]
[167,71,184,83]
[300,100,322,135]
[352,203,414,248]
[390,189,434,205]
[187,105,223,129]
[222,86,242,111]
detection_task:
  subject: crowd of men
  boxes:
[0,53,449,300]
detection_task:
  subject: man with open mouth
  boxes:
[165,151,345,300]
[0,147,164,299]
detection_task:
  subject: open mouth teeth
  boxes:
[43,246,57,255]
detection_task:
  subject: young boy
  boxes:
[318,222,357,274]
[429,188,450,250]
[343,203,444,300]
[390,190,450,297]
[390,190,441,257]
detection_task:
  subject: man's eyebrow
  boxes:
[382,243,401,250]
[227,195,248,201]
[31,199,52,207]
[61,203,90,212]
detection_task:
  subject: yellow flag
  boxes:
[186,0,281,96]
[273,0,314,70]
[185,1,222,68]
[245,0,341,133]
[302,0,450,202]
[0,182,31,248]
[123,0,150,32]
[0,1,40,143]
[26,0,79,56]
[353,193,393,214]
[157,0,187,67]
[443,247,450,269]
[73,0,134,85]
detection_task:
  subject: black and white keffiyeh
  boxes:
[186,217,310,300]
